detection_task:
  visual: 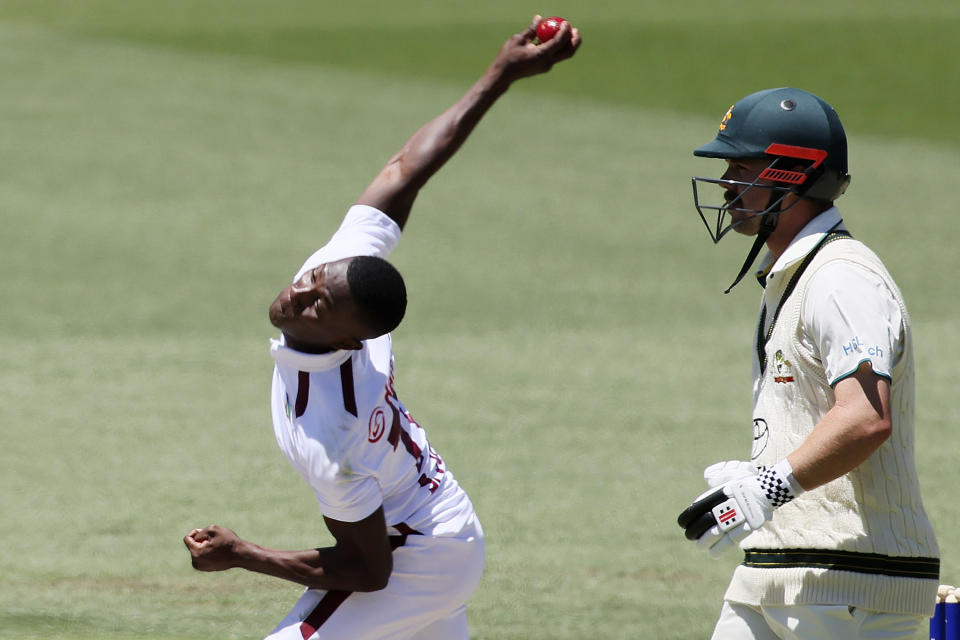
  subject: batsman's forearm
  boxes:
[232,541,390,592]
[787,409,890,491]
[787,367,892,491]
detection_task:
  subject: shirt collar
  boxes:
[756,207,846,279]
[270,337,355,372]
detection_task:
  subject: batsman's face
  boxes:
[269,258,367,352]
[719,158,776,236]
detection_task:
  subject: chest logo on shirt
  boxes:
[368,407,386,442]
[751,418,769,460]
[773,350,795,384]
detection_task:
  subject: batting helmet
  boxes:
[692,87,851,244]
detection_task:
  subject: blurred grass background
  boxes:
[1,1,958,638]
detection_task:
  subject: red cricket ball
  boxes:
[536,16,568,43]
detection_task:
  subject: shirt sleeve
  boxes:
[297,436,384,523]
[293,205,402,282]
[313,474,383,523]
[802,260,904,385]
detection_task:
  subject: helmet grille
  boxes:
[758,167,807,185]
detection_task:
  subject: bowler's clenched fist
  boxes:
[183,525,241,572]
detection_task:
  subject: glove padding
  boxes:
[677,460,799,557]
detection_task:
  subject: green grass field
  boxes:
[2,2,959,638]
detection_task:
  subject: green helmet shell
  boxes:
[695,88,850,201]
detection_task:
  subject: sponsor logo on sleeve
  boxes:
[842,335,884,359]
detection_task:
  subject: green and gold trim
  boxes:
[743,548,940,580]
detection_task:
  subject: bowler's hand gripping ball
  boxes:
[536,16,569,43]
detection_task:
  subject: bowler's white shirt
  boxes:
[269,205,474,536]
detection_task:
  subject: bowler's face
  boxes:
[269,258,366,352]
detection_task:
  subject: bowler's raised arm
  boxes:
[356,15,581,229]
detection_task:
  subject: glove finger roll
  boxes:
[677,488,726,534]
[684,511,720,541]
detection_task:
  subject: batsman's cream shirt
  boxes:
[269,205,475,536]
[727,208,939,616]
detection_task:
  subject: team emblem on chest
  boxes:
[773,350,795,384]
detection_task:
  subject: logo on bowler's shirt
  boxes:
[368,407,386,442]
[773,350,794,384]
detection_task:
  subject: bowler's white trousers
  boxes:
[264,516,484,640]
[711,600,926,640]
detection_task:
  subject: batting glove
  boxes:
[677,459,804,557]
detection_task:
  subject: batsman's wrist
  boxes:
[758,459,805,508]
